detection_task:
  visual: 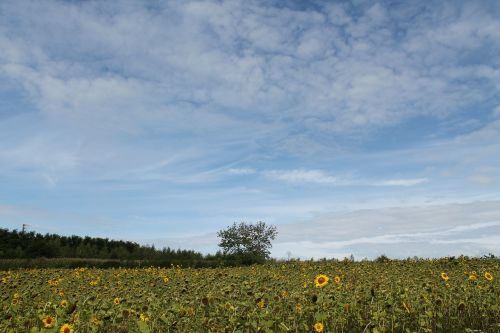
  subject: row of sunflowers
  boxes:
[1,257,498,332]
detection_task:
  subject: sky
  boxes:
[1,0,499,259]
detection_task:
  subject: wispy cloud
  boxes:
[374,178,429,187]
[145,201,500,258]
[264,169,337,184]
[227,168,257,175]
[0,1,499,256]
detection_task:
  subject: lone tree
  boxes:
[217,221,277,264]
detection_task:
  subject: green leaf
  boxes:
[314,312,327,321]
[279,322,290,331]
[137,321,151,333]
[159,314,169,324]
[41,328,57,333]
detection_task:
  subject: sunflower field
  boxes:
[1,257,498,332]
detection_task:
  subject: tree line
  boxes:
[0,222,278,268]
[0,228,212,267]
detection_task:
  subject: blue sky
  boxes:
[1,0,499,259]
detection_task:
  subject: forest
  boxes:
[0,228,224,268]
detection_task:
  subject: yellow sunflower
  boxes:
[314,322,324,332]
[484,272,493,281]
[60,299,68,307]
[257,299,265,308]
[113,297,121,305]
[42,315,55,328]
[59,323,73,333]
[440,272,449,282]
[334,275,341,284]
[314,274,329,288]
[139,313,149,321]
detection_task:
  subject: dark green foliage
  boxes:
[375,254,390,263]
[217,221,277,264]
[0,228,206,267]
[0,228,274,268]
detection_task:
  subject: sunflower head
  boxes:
[42,315,55,328]
[334,275,341,284]
[314,322,324,332]
[113,297,121,305]
[484,272,493,281]
[440,272,449,282]
[139,313,149,321]
[314,274,329,288]
[256,298,265,308]
[59,323,73,333]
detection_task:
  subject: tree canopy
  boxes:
[217,221,277,264]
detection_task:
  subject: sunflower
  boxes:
[139,313,149,321]
[314,274,329,288]
[314,322,324,332]
[468,273,477,281]
[440,272,449,282]
[484,272,493,281]
[59,323,73,333]
[257,299,265,308]
[42,315,55,328]
[60,299,68,307]
[113,297,121,305]
[334,275,341,284]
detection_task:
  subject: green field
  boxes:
[1,257,498,333]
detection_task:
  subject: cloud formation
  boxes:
[152,201,500,259]
[0,1,499,257]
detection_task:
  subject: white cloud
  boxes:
[1,0,498,141]
[0,1,499,255]
[227,168,257,175]
[264,169,337,184]
[229,167,429,188]
[143,201,500,259]
[375,178,429,187]
[275,202,500,259]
